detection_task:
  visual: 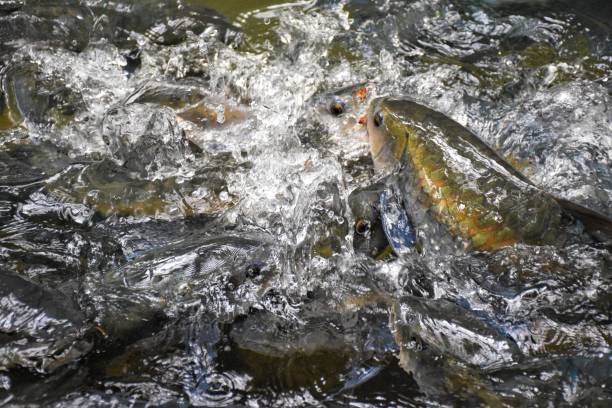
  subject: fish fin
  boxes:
[556,197,612,245]
[379,186,418,255]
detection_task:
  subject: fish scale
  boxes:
[368,98,564,251]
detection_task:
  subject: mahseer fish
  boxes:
[366,97,612,252]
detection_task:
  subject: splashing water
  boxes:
[0,0,611,406]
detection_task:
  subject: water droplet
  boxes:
[215,105,225,125]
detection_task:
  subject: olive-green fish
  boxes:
[366,97,611,251]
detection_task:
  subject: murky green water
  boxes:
[1,0,611,406]
[190,1,293,19]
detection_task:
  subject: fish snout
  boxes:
[366,98,391,170]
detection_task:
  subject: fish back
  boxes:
[397,102,562,250]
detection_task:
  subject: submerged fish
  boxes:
[349,183,394,259]
[366,97,612,251]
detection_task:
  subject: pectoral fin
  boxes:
[379,186,417,255]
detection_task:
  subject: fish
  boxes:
[1,62,83,129]
[366,97,612,251]
[0,269,93,373]
[349,182,418,260]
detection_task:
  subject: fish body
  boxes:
[367,97,564,251]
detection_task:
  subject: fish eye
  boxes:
[246,263,262,278]
[329,99,346,116]
[355,218,371,235]
[373,111,384,127]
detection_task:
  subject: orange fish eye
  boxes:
[329,99,346,116]
[355,218,371,235]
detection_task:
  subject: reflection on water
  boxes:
[0,0,611,406]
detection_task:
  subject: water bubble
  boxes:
[0,374,11,391]
[190,372,238,407]
[215,105,226,125]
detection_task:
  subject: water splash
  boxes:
[0,0,611,406]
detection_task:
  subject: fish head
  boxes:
[366,97,414,174]
[348,183,395,260]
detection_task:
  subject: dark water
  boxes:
[0,0,611,406]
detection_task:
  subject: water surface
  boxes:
[0,0,611,406]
